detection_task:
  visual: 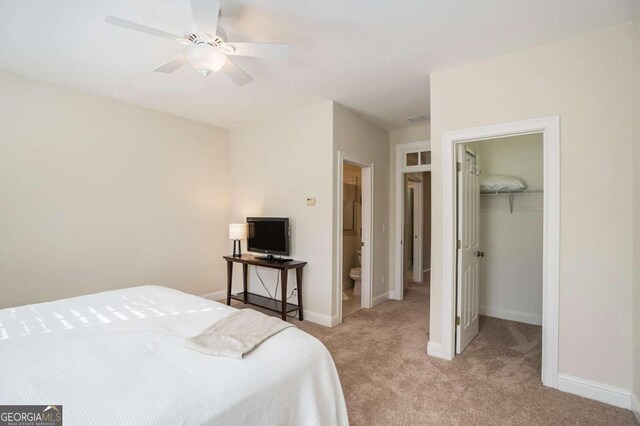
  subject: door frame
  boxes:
[335,151,374,325]
[434,115,560,389]
[393,141,431,300]
[410,179,423,283]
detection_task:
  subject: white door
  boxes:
[456,145,480,354]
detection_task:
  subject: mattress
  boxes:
[0,286,348,426]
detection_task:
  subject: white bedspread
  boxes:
[0,286,348,426]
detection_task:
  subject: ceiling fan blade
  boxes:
[190,0,220,34]
[221,60,253,86]
[224,42,290,58]
[105,16,182,41]
[154,55,188,73]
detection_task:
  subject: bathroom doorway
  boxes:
[335,151,373,325]
[342,163,363,318]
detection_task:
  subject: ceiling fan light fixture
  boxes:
[184,43,227,76]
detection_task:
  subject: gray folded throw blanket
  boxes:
[186,309,294,359]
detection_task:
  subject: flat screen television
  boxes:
[246,217,290,257]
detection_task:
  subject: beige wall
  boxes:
[229,102,334,319]
[469,134,544,190]
[333,103,390,308]
[229,101,388,323]
[388,124,430,294]
[633,11,640,416]
[430,23,634,390]
[0,70,230,308]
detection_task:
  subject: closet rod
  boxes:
[479,189,543,195]
[479,189,543,214]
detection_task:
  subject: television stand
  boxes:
[223,254,307,321]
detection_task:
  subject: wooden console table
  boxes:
[223,255,307,321]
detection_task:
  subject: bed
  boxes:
[0,286,348,425]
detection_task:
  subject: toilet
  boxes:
[349,250,362,296]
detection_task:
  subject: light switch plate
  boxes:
[306,197,316,206]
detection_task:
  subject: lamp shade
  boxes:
[229,223,248,240]
[185,44,227,76]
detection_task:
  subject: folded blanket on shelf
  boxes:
[480,174,527,192]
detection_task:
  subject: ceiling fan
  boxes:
[105,0,289,85]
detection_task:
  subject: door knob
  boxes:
[477,251,485,257]
[361,242,365,247]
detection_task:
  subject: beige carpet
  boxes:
[229,282,637,425]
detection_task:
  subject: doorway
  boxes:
[435,116,560,389]
[393,141,431,300]
[342,163,363,318]
[336,152,373,325]
[402,172,431,293]
[455,134,543,354]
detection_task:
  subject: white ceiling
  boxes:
[0,0,636,130]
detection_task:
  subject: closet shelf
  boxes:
[480,189,543,214]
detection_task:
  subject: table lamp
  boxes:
[229,223,248,257]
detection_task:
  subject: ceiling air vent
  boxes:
[407,114,430,123]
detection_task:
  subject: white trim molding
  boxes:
[199,290,227,302]
[372,291,391,306]
[437,115,560,390]
[304,310,339,327]
[631,392,640,423]
[479,306,542,326]
[557,374,632,409]
[426,341,444,358]
[393,140,431,301]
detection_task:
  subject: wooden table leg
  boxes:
[296,267,304,321]
[226,260,233,305]
[280,269,288,321]
[242,264,248,303]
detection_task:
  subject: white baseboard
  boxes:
[199,290,227,301]
[372,291,391,306]
[427,341,451,360]
[303,310,339,327]
[480,306,542,326]
[557,374,631,409]
[631,392,639,423]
